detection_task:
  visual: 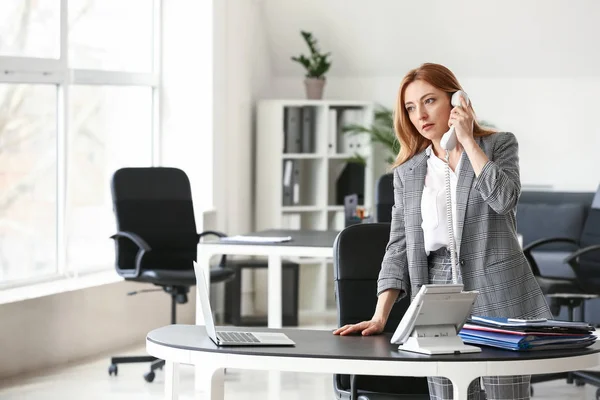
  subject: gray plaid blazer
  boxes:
[377,132,552,319]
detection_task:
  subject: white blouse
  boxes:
[420,145,463,255]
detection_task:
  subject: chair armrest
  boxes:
[522,237,579,253]
[110,231,152,278]
[198,230,227,241]
[522,238,578,278]
[197,230,228,268]
[564,244,600,277]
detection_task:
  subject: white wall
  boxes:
[213,0,273,235]
[161,0,213,215]
[271,76,600,192]
[210,0,273,315]
[0,281,195,379]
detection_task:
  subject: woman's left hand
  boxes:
[448,96,475,146]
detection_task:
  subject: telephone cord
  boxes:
[444,150,458,284]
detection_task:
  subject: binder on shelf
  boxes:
[282,159,294,206]
[301,106,315,153]
[284,106,302,153]
[337,109,362,154]
[327,108,337,154]
[291,160,301,205]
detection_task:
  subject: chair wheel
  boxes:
[144,371,155,383]
[575,379,585,387]
[108,364,118,376]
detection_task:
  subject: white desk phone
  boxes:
[391,90,482,355]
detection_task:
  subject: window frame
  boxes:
[0,0,163,289]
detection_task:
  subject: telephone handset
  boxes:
[440,90,469,284]
[440,90,470,151]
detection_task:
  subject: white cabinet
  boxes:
[255,99,375,233]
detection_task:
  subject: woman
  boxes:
[333,63,551,400]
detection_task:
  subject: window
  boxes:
[0,0,161,287]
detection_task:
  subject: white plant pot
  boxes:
[304,77,326,100]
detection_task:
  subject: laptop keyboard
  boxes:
[217,331,260,344]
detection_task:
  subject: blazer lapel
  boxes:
[404,150,428,230]
[454,139,480,255]
[403,150,429,288]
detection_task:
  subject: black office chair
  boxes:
[333,223,430,400]
[375,173,394,223]
[108,167,236,383]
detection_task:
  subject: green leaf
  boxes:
[292,31,332,79]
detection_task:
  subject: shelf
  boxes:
[326,153,354,160]
[256,99,374,232]
[282,153,324,159]
[282,206,321,212]
[259,99,372,108]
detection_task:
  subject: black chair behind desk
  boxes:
[375,173,394,223]
[333,223,430,400]
[108,167,236,382]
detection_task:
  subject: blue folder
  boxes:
[467,316,595,334]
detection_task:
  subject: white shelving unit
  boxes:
[255,99,374,314]
[256,99,374,232]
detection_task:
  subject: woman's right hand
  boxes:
[332,319,385,336]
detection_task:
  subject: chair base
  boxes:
[571,371,600,399]
[108,356,165,382]
[108,285,187,382]
[111,356,157,364]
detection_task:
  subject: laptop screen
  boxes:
[193,262,219,342]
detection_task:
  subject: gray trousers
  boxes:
[426,248,531,400]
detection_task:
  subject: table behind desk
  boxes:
[146,325,600,400]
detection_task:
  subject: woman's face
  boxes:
[403,80,452,141]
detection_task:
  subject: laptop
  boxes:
[193,262,295,346]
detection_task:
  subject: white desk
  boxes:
[147,324,600,400]
[197,229,339,329]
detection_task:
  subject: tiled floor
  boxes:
[1,316,598,399]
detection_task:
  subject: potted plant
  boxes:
[342,104,399,166]
[291,31,332,100]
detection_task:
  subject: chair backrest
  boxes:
[333,223,429,397]
[577,185,600,277]
[375,173,394,223]
[111,167,198,272]
[517,190,594,251]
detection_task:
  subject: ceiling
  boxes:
[260,0,600,78]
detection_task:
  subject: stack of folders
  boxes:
[458,316,597,351]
